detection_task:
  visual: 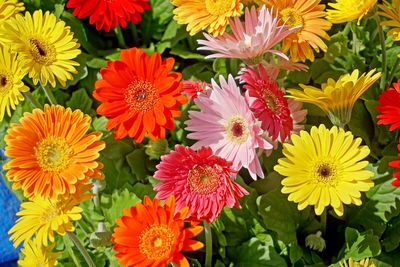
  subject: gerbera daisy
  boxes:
[240,64,293,141]
[112,196,204,267]
[287,69,381,127]
[18,238,60,267]
[339,258,376,267]
[1,10,81,87]
[0,0,24,24]
[263,98,307,156]
[197,5,297,65]
[326,0,376,24]
[377,80,400,131]
[185,75,272,179]
[9,196,83,247]
[154,145,248,223]
[171,0,242,37]
[0,44,29,121]
[266,0,332,62]
[66,0,150,32]
[4,105,105,199]
[274,125,374,216]
[93,48,187,142]
[182,80,210,101]
[379,0,400,41]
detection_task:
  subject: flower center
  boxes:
[187,164,220,195]
[139,225,175,260]
[29,38,56,66]
[225,115,250,144]
[205,0,233,15]
[313,161,338,184]
[263,90,282,114]
[39,205,60,223]
[0,72,11,92]
[124,79,159,112]
[280,8,303,33]
[35,136,72,172]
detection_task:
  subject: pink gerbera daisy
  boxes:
[240,64,293,141]
[154,145,248,222]
[182,80,211,101]
[197,5,298,65]
[185,75,272,179]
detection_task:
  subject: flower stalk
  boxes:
[39,82,58,105]
[204,221,212,267]
[67,232,96,267]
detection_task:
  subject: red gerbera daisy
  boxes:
[112,196,203,267]
[377,80,400,131]
[240,64,293,141]
[390,145,400,186]
[154,145,248,223]
[181,80,210,101]
[66,0,151,32]
[93,48,187,142]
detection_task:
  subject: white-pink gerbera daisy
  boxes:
[197,5,299,65]
[154,145,248,223]
[185,75,272,179]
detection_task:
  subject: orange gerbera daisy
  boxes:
[267,0,332,62]
[93,48,187,142]
[4,105,105,200]
[112,196,204,267]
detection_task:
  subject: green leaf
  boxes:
[231,237,287,267]
[170,46,205,60]
[341,228,381,261]
[349,163,400,237]
[66,88,94,115]
[126,149,149,181]
[86,57,107,69]
[101,188,141,226]
[258,189,320,244]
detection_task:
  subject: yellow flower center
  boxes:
[0,72,12,93]
[313,160,338,184]
[188,164,220,194]
[280,8,303,33]
[124,79,159,112]
[225,115,250,144]
[263,91,281,114]
[205,0,233,15]
[139,225,175,260]
[36,136,72,172]
[29,38,56,66]
[39,205,60,223]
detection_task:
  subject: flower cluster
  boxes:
[1,0,399,266]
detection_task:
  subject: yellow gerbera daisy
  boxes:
[18,238,60,267]
[339,258,376,267]
[171,0,243,36]
[379,0,400,41]
[1,10,81,87]
[287,69,381,127]
[0,0,24,23]
[274,125,374,216]
[9,196,83,247]
[267,0,332,62]
[0,44,28,121]
[326,0,376,24]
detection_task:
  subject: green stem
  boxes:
[130,23,139,45]
[388,57,400,86]
[204,221,212,267]
[375,14,387,90]
[63,235,83,267]
[39,82,58,105]
[67,232,96,267]
[22,91,41,109]
[115,25,127,48]
[320,209,327,235]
